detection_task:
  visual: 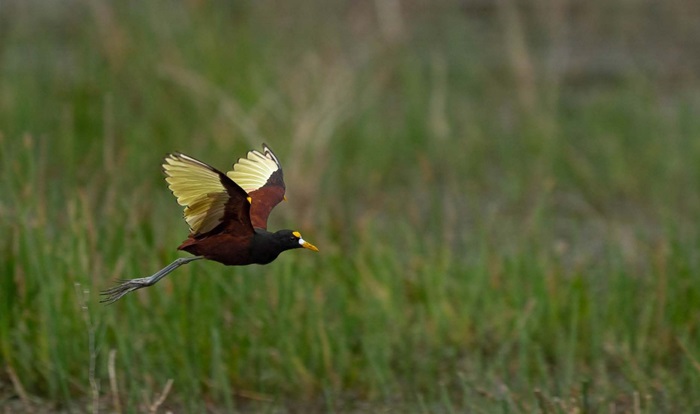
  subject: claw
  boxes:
[100,280,144,304]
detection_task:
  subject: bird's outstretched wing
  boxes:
[226,144,286,229]
[163,153,254,237]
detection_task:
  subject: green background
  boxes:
[1,0,700,412]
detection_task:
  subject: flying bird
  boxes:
[101,144,318,304]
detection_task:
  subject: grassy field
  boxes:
[2,0,700,412]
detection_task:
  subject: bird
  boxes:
[100,143,318,304]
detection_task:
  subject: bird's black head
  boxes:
[251,228,318,265]
[273,229,319,252]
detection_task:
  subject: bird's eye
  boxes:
[290,236,296,241]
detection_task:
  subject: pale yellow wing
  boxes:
[226,144,286,229]
[163,153,230,235]
[226,144,282,193]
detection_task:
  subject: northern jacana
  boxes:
[100,144,318,304]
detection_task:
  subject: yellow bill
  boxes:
[293,231,319,252]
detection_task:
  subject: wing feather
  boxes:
[163,153,251,236]
[226,144,286,229]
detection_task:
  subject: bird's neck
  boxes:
[250,229,283,264]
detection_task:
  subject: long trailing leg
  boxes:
[100,256,204,304]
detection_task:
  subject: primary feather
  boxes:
[227,144,286,229]
[227,145,282,193]
[163,153,229,235]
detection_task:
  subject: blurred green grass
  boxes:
[2,0,700,412]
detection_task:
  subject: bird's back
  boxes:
[178,233,256,266]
